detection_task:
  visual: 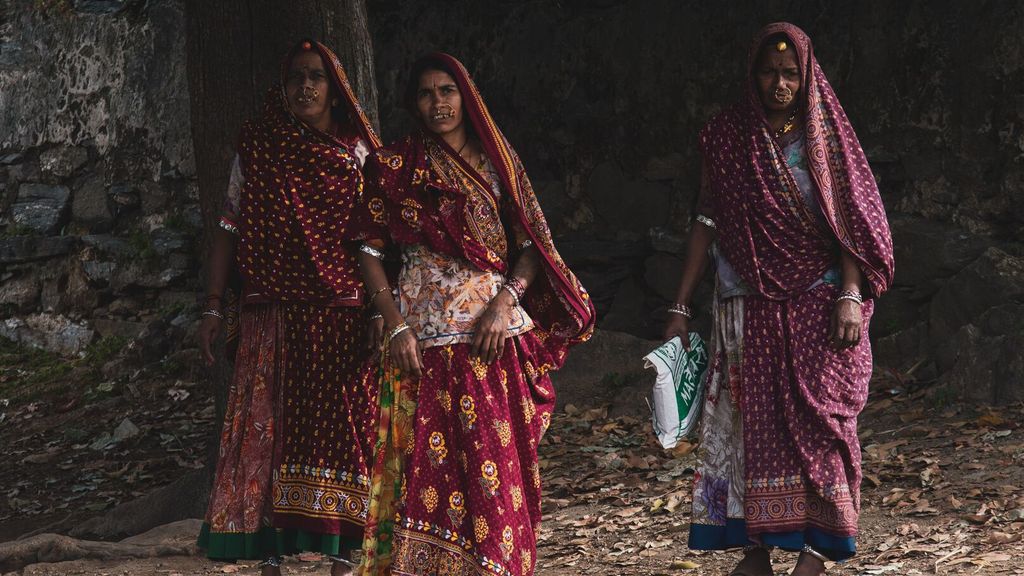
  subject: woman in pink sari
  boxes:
[196,39,381,576]
[351,53,594,575]
[665,23,894,576]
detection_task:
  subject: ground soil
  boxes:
[2,353,1022,575]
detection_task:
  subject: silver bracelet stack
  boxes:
[202,309,224,320]
[668,302,694,319]
[836,289,863,305]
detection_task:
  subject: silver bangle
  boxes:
[202,309,224,320]
[360,243,385,260]
[837,288,863,305]
[696,214,716,230]
[668,303,693,319]
[501,284,520,307]
[388,322,411,341]
[218,218,239,234]
[801,544,829,563]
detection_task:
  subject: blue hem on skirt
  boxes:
[688,519,856,561]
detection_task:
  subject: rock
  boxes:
[39,146,88,179]
[112,418,140,442]
[941,304,1024,404]
[648,227,686,255]
[0,272,40,312]
[81,234,132,257]
[0,236,75,264]
[149,228,187,256]
[928,247,1024,372]
[71,173,113,229]
[642,153,687,181]
[588,162,673,233]
[0,314,94,356]
[107,297,143,317]
[599,276,648,333]
[108,183,140,213]
[890,216,991,299]
[91,318,147,340]
[81,261,116,284]
[870,287,923,340]
[139,180,171,214]
[873,321,929,372]
[643,252,684,302]
[11,183,70,233]
[550,329,660,411]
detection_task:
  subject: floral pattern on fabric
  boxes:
[398,244,535,349]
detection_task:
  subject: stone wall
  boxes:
[0,0,198,354]
[1,0,1023,401]
[366,0,1024,400]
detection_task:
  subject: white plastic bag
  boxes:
[643,333,708,449]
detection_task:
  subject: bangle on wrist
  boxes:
[366,286,389,308]
[836,288,863,305]
[387,322,411,341]
[668,302,694,319]
[202,309,225,320]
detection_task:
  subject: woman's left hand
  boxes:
[830,299,863,349]
[471,296,514,364]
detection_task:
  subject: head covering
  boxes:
[359,52,594,344]
[234,39,380,303]
[701,23,894,299]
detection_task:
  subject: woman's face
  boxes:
[415,69,463,136]
[286,50,333,126]
[755,43,801,113]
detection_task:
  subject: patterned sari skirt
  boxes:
[359,329,559,576]
[199,301,377,560]
[688,283,874,561]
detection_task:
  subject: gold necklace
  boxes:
[774,109,799,139]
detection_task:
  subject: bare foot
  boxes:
[260,564,282,576]
[729,547,773,576]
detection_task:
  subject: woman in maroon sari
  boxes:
[351,53,594,575]
[665,23,894,576]
[196,39,382,576]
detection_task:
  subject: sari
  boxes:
[199,39,383,560]
[352,53,594,575]
[687,23,894,561]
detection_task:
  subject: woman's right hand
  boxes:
[663,313,691,351]
[389,329,423,378]
[198,315,222,367]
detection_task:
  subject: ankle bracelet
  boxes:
[802,544,830,563]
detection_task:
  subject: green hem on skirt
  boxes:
[198,523,362,561]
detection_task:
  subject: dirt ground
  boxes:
[2,354,1023,575]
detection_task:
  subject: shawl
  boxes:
[700,23,894,300]
[234,39,381,304]
[357,52,594,345]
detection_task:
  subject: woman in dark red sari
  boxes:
[664,23,894,576]
[196,39,382,576]
[351,53,594,575]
